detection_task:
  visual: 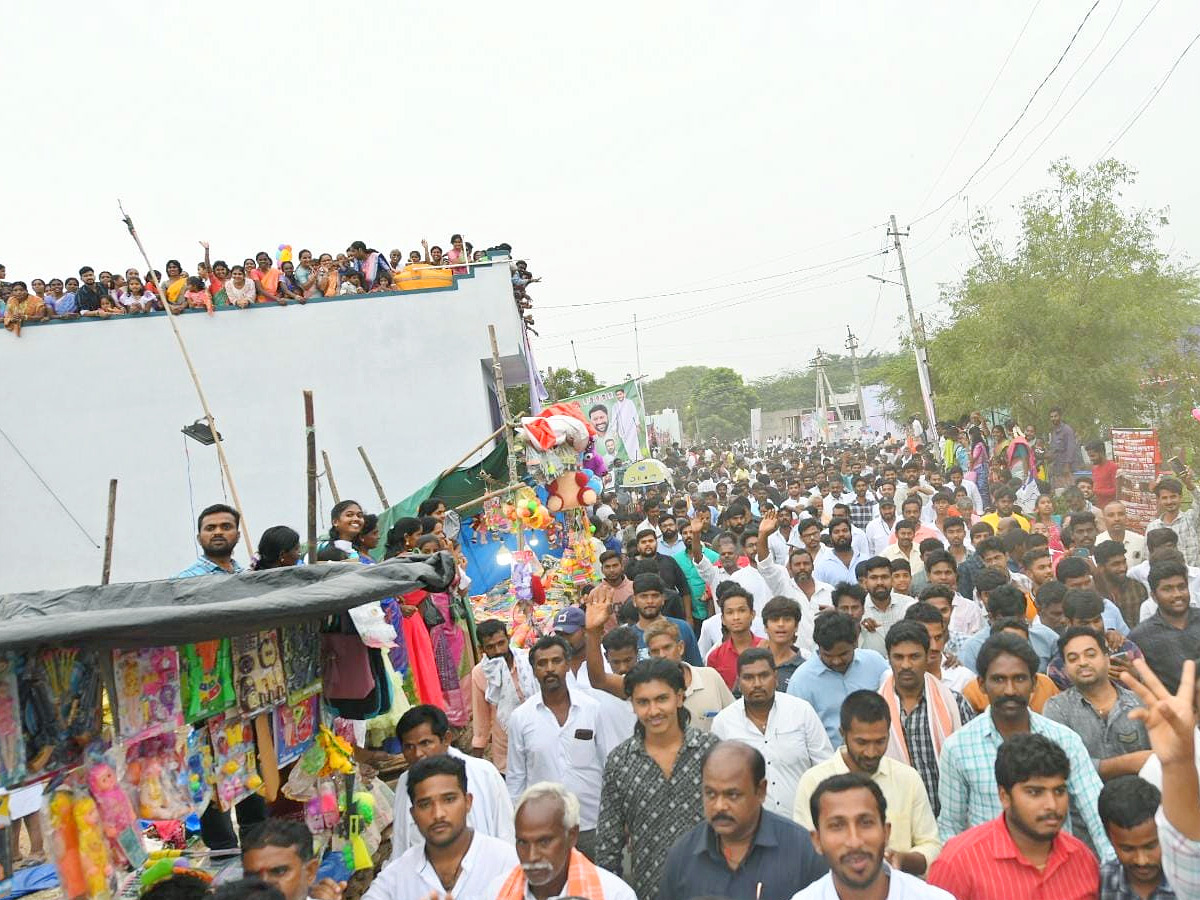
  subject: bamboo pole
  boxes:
[358,445,390,509]
[118,203,253,556]
[322,450,341,504]
[439,425,507,479]
[453,480,524,512]
[305,392,319,565]
[101,479,117,585]
[488,325,523,551]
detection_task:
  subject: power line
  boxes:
[974,0,1126,189]
[0,423,101,548]
[535,247,886,311]
[912,0,1103,226]
[1093,29,1200,160]
[912,0,1043,216]
[982,0,1162,205]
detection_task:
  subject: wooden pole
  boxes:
[453,480,524,512]
[439,425,507,479]
[358,445,390,509]
[118,203,253,556]
[101,478,117,585]
[322,450,341,504]
[488,324,523,551]
[304,391,319,565]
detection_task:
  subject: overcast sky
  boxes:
[5,1,1197,387]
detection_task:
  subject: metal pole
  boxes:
[322,450,341,504]
[357,446,390,509]
[304,392,319,565]
[101,479,117,585]
[846,326,867,435]
[889,214,938,437]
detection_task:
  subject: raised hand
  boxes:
[585,584,614,632]
[759,508,778,537]
[1121,657,1196,767]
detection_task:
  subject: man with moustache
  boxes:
[507,635,615,859]
[928,733,1101,899]
[935,633,1114,858]
[659,742,827,900]
[491,783,635,900]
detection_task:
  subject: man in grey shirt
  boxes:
[1043,625,1151,780]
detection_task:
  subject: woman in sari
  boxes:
[161,259,190,313]
[316,254,340,297]
[250,251,286,305]
[965,425,991,511]
[293,249,321,299]
[3,281,47,335]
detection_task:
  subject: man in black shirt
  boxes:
[1129,559,1200,693]
[74,266,109,317]
[627,528,692,624]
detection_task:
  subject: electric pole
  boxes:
[845,325,867,436]
[888,214,937,439]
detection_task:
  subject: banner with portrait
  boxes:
[562,380,648,466]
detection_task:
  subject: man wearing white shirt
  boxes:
[507,634,615,859]
[1129,530,1200,595]
[489,783,636,900]
[391,705,515,859]
[865,499,899,556]
[712,648,833,817]
[1098,500,1148,568]
[858,555,916,640]
[767,507,797,566]
[364,756,518,900]
[813,518,865,587]
[948,466,983,514]
[755,511,828,649]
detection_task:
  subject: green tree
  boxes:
[692,367,759,442]
[506,366,602,415]
[877,159,1200,442]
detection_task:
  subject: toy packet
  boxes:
[205,712,261,811]
[0,656,25,788]
[179,640,234,724]
[230,633,287,716]
[112,648,182,743]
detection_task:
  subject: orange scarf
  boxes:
[878,671,960,766]
[495,849,605,900]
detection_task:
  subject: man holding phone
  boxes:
[1147,469,1200,567]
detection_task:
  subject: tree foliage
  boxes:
[643,365,759,443]
[505,366,601,416]
[877,159,1200,442]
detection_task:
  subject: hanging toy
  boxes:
[73,796,114,900]
[48,790,87,900]
[86,761,146,866]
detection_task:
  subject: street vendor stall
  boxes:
[0,554,454,900]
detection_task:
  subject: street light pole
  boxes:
[888,215,938,439]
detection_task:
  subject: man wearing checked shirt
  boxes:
[936,631,1115,861]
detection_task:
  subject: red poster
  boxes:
[1111,428,1159,534]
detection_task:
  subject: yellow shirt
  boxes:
[980,511,1030,533]
[793,749,943,865]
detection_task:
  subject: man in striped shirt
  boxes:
[928,732,1100,899]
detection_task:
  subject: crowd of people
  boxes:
[132,405,1200,900]
[0,239,539,335]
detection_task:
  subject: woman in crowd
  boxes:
[446,234,469,275]
[1030,493,1064,550]
[252,526,302,569]
[225,266,256,308]
[161,259,190,311]
[964,425,991,511]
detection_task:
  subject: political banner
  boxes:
[562,380,648,467]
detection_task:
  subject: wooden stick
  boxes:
[358,445,390,509]
[489,325,524,551]
[118,203,254,555]
[322,450,341,504]
[453,481,524,512]
[305,392,318,565]
[439,425,507,478]
[101,478,117,585]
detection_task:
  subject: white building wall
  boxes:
[0,265,526,592]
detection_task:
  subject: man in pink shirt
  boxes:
[470,620,536,773]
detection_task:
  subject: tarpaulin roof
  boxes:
[0,553,456,652]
